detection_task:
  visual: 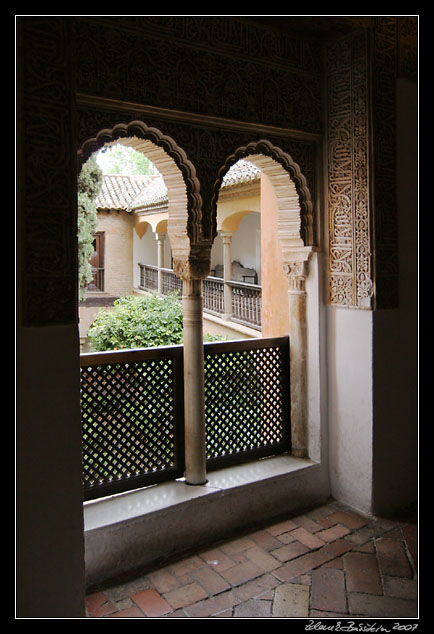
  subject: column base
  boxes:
[185,478,208,486]
[291,448,308,459]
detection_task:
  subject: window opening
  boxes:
[78,130,308,500]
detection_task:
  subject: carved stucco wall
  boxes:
[18,18,79,327]
[18,16,416,327]
[326,17,417,310]
[326,30,373,309]
[73,15,321,255]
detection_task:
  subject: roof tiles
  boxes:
[95,160,260,212]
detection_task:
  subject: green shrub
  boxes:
[88,292,184,351]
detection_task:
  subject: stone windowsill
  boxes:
[83,454,317,532]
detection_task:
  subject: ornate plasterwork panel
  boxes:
[19,16,409,326]
[17,17,78,326]
[326,30,373,309]
[326,18,410,310]
[73,16,323,135]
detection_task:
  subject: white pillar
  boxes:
[156,232,166,294]
[284,250,311,458]
[182,277,207,485]
[221,231,233,319]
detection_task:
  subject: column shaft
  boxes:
[182,277,207,484]
[284,253,311,458]
[221,231,233,319]
[156,232,166,295]
[288,288,308,457]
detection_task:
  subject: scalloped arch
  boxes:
[77,120,203,260]
[213,140,314,253]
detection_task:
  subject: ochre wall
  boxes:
[260,173,289,338]
[96,211,135,297]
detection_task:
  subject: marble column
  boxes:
[182,276,207,484]
[156,232,166,295]
[221,231,233,319]
[284,249,311,458]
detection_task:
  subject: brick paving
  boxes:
[85,500,418,619]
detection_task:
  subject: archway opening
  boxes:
[213,145,314,460]
[77,124,199,352]
[209,148,312,341]
[77,120,201,272]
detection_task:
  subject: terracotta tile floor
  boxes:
[85,500,418,619]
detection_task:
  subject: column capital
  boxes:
[172,244,212,281]
[282,246,312,292]
[220,230,233,242]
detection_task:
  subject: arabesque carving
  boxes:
[18,17,78,326]
[73,16,323,135]
[326,30,373,309]
[283,260,309,292]
[18,16,408,326]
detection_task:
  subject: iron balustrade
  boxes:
[138,264,262,328]
[80,337,291,500]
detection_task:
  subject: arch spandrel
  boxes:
[134,218,151,239]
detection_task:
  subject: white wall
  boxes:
[210,234,223,272]
[133,228,157,287]
[231,212,260,271]
[326,306,374,514]
[210,212,261,275]
[17,325,86,617]
[134,227,174,288]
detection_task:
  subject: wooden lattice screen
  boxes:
[204,337,291,470]
[80,337,291,501]
[80,345,185,501]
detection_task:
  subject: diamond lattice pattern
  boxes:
[81,357,178,489]
[204,345,289,461]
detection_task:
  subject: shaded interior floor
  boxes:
[85,499,418,619]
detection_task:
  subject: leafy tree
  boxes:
[77,155,103,301]
[96,144,157,175]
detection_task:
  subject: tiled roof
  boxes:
[127,176,168,211]
[221,159,261,188]
[95,160,260,212]
[94,174,157,211]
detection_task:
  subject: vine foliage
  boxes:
[77,155,103,301]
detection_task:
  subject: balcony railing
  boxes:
[80,337,291,501]
[138,264,261,329]
[139,263,158,292]
[203,276,225,315]
[229,280,262,328]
